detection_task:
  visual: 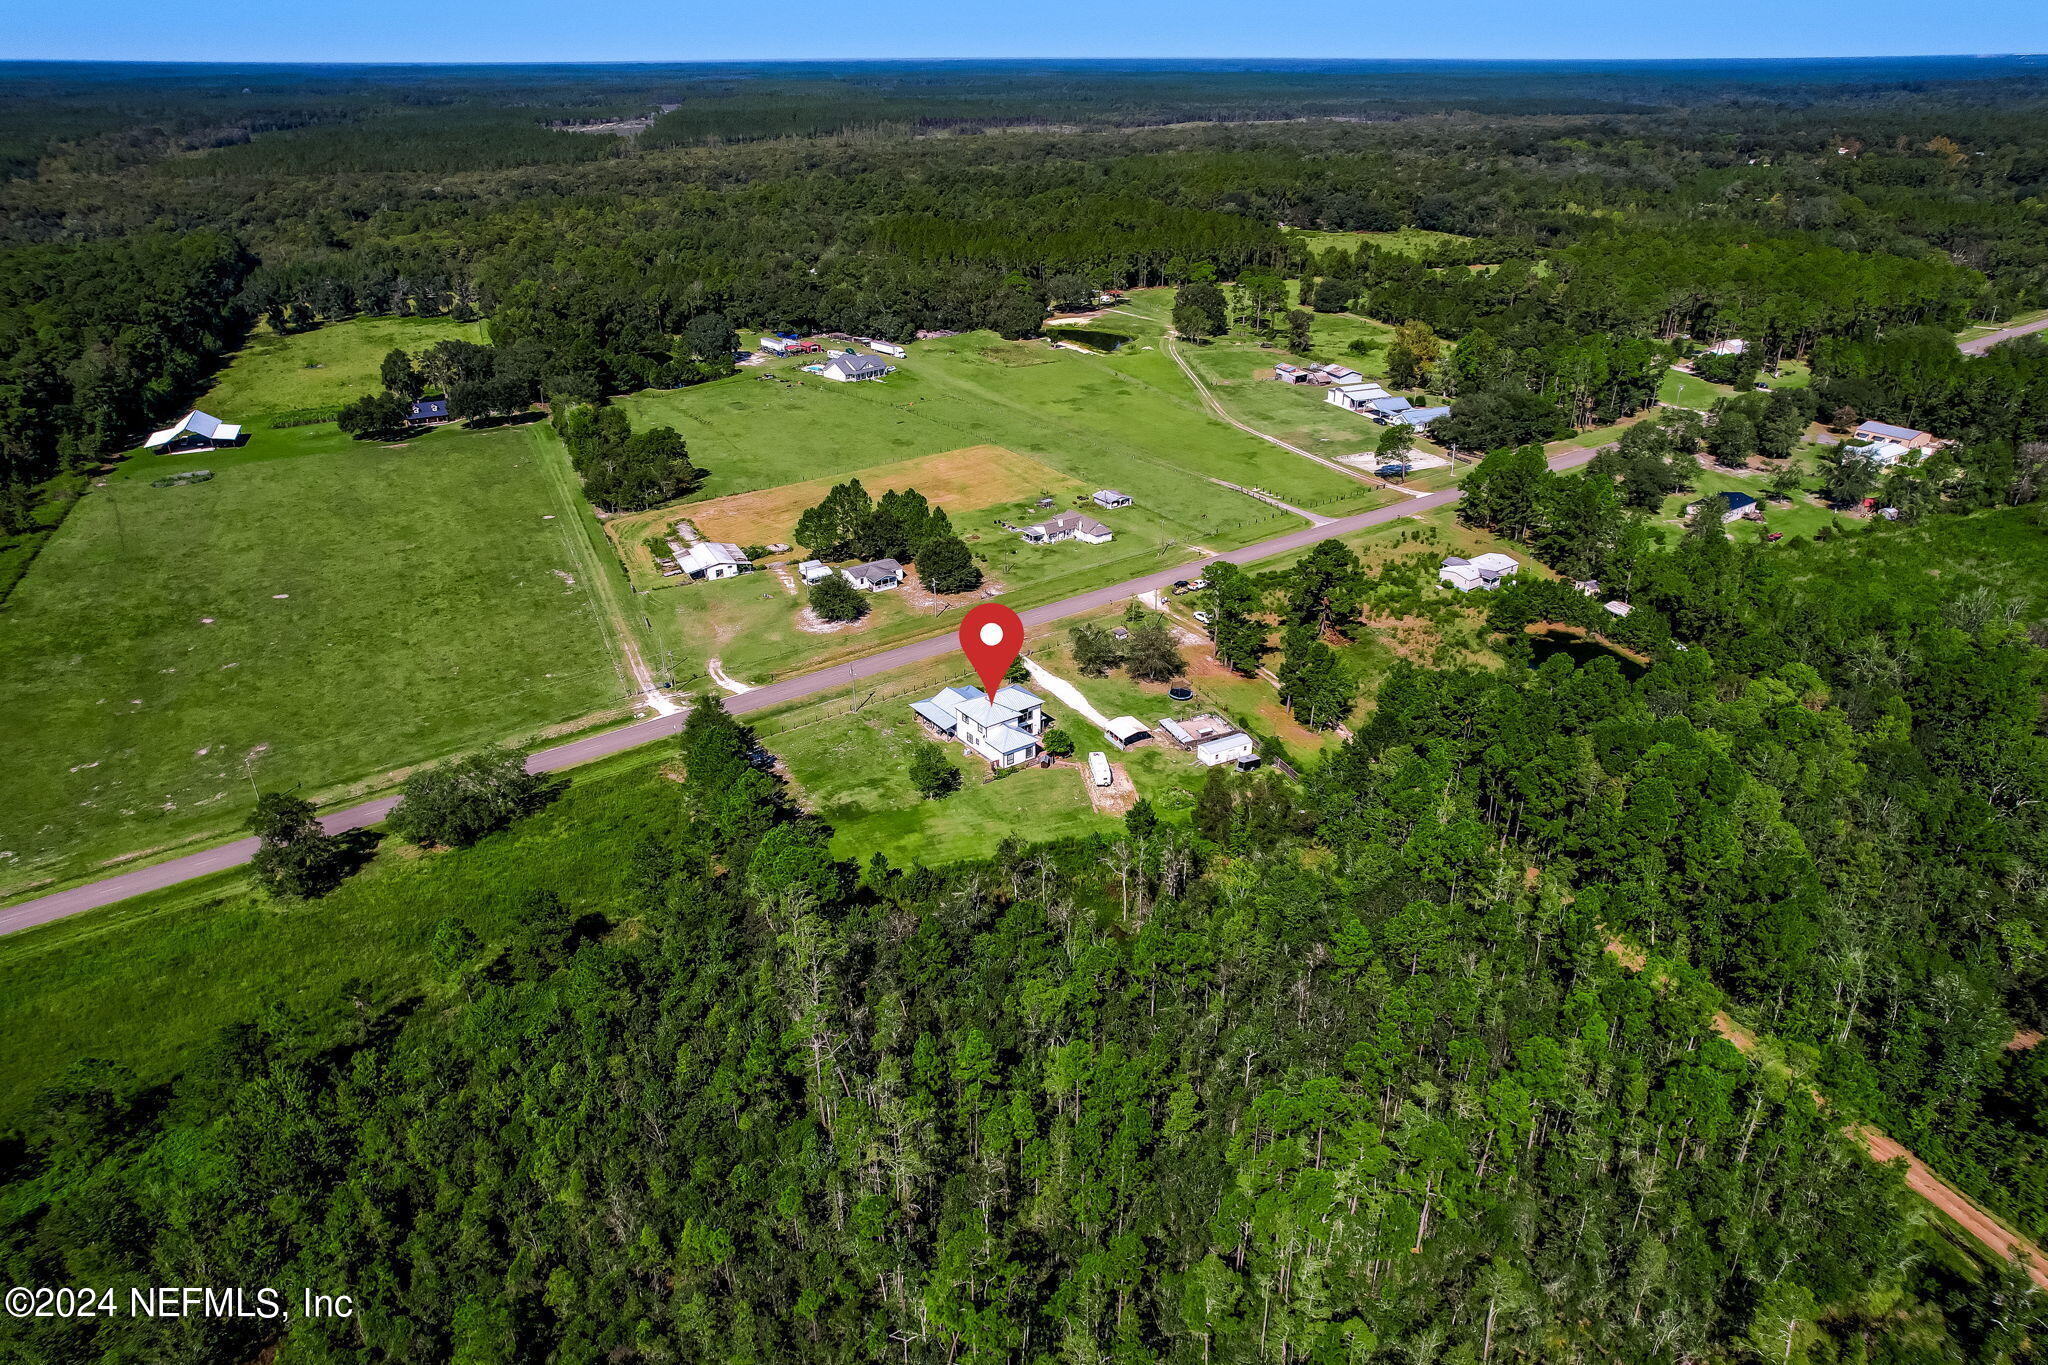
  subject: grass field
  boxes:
[0,747,677,1120]
[1108,286,1449,472]
[195,316,487,420]
[0,387,633,899]
[610,327,1382,685]
[622,330,1368,519]
[1284,226,1474,258]
[751,615,1261,865]
[1659,359,1813,412]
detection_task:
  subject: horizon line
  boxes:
[3,53,2045,69]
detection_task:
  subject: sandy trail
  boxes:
[1603,937,2048,1289]
[1019,658,1114,730]
[706,658,755,695]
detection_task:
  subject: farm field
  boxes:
[620,329,1368,518]
[0,746,677,1122]
[0,413,629,899]
[193,315,487,420]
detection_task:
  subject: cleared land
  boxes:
[0,321,630,897]
[621,330,1369,518]
[1284,226,1474,258]
[196,315,486,419]
[685,443,1059,546]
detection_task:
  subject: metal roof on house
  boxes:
[1034,511,1110,537]
[829,354,892,377]
[1366,396,1413,413]
[409,399,449,419]
[991,685,1043,711]
[980,723,1039,754]
[846,557,903,582]
[956,697,1021,728]
[678,542,745,574]
[910,699,960,731]
[1855,420,1923,442]
[1398,406,1452,426]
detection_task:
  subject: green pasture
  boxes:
[622,330,1368,518]
[0,418,625,899]
[0,748,677,1121]
[195,316,487,420]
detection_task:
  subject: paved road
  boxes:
[0,445,1603,938]
[1959,314,2048,357]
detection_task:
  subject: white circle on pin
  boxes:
[979,622,1006,647]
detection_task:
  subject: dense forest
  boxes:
[4,59,2048,489]
[6,58,2048,1362]
[7,605,2048,1361]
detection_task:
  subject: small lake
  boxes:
[1528,628,1648,680]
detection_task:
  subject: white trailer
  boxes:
[1087,752,1113,787]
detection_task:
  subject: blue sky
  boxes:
[9,0,2045,63]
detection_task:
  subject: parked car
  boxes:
[1192,610,1213,625]
[1765,531,1785,541]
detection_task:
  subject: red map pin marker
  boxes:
[958,603,1025,698]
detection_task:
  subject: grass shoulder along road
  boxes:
[0,745,679,1124]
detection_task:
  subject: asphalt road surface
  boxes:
[1959,314,2048,357]
[0,445,1602,938]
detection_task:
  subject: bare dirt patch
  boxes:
[677,445,1079,547]
[1078,758,1139,815]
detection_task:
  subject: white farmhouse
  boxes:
[910,684,1050,768]
[822,353,893,382]
[842,558,905,591]
[1022,511,1113,545]
[1439,552,1520,592]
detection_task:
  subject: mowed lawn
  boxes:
[0,420,625,898]
[197,316,487,419]
[750,654,1117,866]
[0,748,678,1120]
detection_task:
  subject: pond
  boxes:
[1527,628,1648,680]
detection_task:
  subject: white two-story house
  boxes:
[910,684,1050,767]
